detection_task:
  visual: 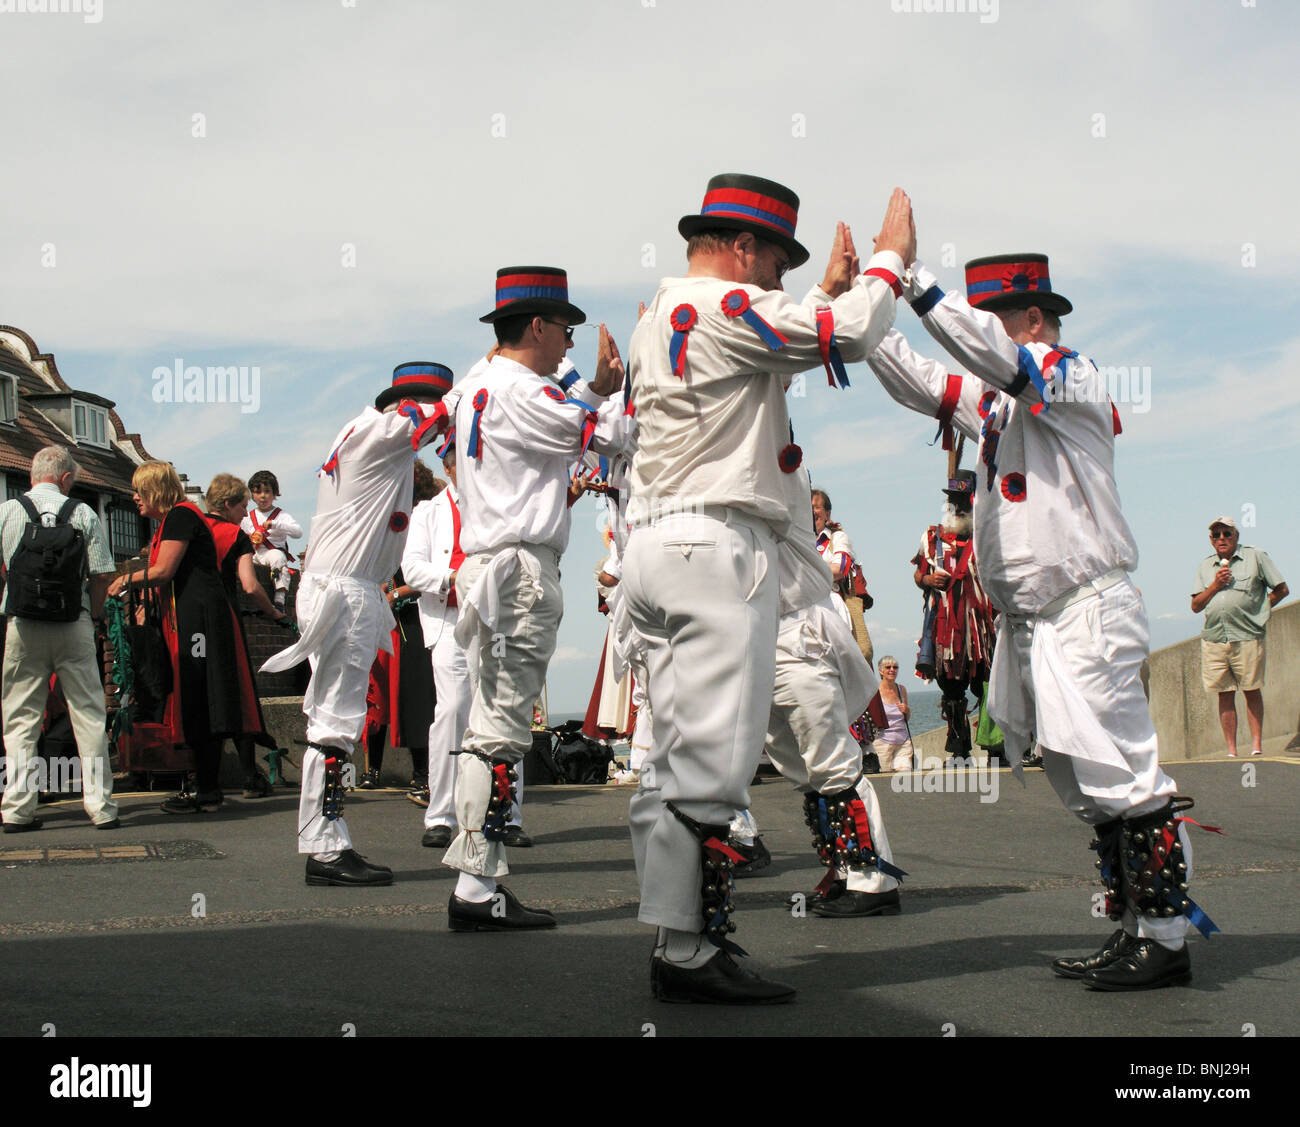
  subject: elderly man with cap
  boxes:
[622,174,914,1004]
[866,242,1218,991]
[1192,516,1288,758]
[263,362,452,886]
[443,267,627,931]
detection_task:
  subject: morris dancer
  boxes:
[623,173,914,1004]
[444,267,625,931]
[911,469,997,764]
[766,469,906,918]
[867,246,1217,990]
[262,362,451,887]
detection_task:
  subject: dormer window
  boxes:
[0,374,16,423]
[73,399,108,447]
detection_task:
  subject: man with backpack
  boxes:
[0,445,119,831]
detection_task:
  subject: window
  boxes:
[0,375,16,423]
[6,474,24,501]
[109,506,148,561]
[72,400,108,447]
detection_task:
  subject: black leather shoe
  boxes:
[357,769,379,790]
[343,849,391,875]
[500,825,533,848]
[651,951,795,1005]
[422,825,453,848]
[1051,928,1135,979]
[731,836,771,878]
[1083,939,1192,991]
[812,888,901,918]
[448,885,556,931]
[306,852,394,886]
[93,817,121,831]
[2,817,43,834]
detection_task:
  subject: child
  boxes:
[241,470,303,611]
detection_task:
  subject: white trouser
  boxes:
[628,668,651,773]
[254,544,293,591]
[764,601,897,893]
[2,616,117,826]
[623,508,779,933]
[873,738,915,772]
[989,576,1186,945]
[442,548,558,876]
[267,573,394,856]
[423,626,523,830]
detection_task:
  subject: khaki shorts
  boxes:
[1202,637,1266,693]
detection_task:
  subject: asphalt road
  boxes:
[2,759,1297,1040]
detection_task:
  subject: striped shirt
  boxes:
[0,482,116,616]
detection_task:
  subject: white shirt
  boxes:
[867,263,1138,614]
[401,484,461,647]
[301,403,443,584]
[241,506,302,551]
[626,251,903,535]
[454,355,626,557]
[778,469,837,618]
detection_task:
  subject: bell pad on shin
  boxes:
[314,746,349,823]
[802,787,906,882]
[482,761,517,842]
[666,801,747,957]
[1114,798,1220,938]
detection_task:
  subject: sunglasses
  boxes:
[1210,530,1235,539]
[541,319,575,343]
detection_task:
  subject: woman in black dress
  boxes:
[108,462,249,813]
[204,473,290,797]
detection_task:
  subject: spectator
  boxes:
[812,488,874,668]
[868,656,915,772]
[0,445,119,831]
[203,473,288,796]
[1191,516,1288,757]
[241,470,303,613]
[107,461,254,813]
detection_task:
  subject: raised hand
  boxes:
[873,188,915,265]
[592,323,624,396]
[820,221,861,298]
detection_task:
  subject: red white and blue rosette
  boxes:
[721,289,787,351]
[467,389,488,459]
[668,303,697,378]
[1000,472,1027,502]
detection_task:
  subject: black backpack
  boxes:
[3,495,87,622]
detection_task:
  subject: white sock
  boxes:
[455,872,496,903]
[313,851,341,863]
[662,928,716,968]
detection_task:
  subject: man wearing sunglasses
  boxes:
[442,266,630,932]
[1192,517,1288,758]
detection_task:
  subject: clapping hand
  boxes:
[872,188,916,266]
[820,221,861,298]
[592,323,624,396]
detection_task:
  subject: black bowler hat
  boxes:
[964,253,1072,316]
[678,173,810,269]
[375,362,454,410]
[478,266,587,325]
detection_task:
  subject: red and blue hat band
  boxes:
[495,272,570,307]
[699,187,797,238]
[966,261,1052,304]
[393,365,453,392]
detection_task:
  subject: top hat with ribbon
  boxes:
[678,173,810,269]
[375,362,454,410]
[478,266,587,325]
[964,253,1072,316]
[942,470,978,496]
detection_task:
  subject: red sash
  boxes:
[247,506,295,562]
[447,491,465,608]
